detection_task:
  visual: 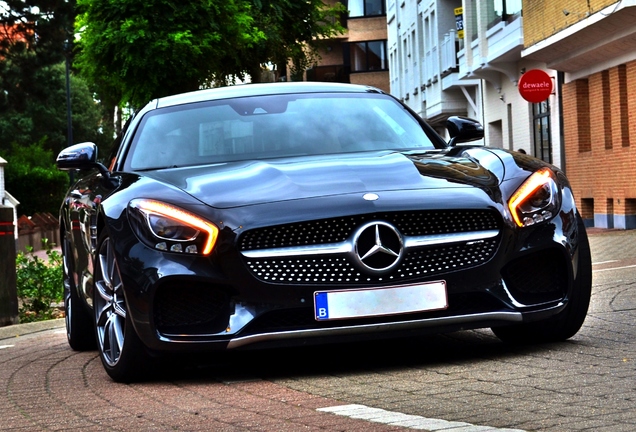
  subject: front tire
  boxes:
[492,215,592,343]
[94,235,149,382]
[63,238,95,351]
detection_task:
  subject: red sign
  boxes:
[518,69,553,103]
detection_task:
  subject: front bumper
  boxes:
[115,189,581,353]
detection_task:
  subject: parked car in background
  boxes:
[56,82,592,382]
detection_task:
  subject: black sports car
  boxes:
[56,82,592,382]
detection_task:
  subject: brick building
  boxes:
[306,0,390,92]
[522,0,636,229]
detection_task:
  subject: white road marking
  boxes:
[594,264,636,273]
[318,404,526,431]
[0,345,15,349]
[593,260,617,265]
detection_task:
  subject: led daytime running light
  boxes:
[136,200,218,255]
[508,169,552,227]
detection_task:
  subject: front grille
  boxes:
[245,238,499,284]
[240,209,501,285]
[240,210,499,250]
[153,283,230,334]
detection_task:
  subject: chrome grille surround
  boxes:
[240,210,501,285]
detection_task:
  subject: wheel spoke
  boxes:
[95,299,111,328]
[104,313,120,364]
[65,294,72,337]
[113,302,127,319]
[112,315,125,355]
[95,280,113,303]
[107,240,119,288]
[99,252,112,289]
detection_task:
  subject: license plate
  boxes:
[314,281,447,321]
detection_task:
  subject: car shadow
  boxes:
[150,329,581,383]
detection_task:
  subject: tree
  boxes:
[74,0,345,107]
[0,0,109,157]
[0,0,75,66]
[74,0,265,108]
[0,60,111,217]
[0,0,76,115]
[238,0,346,83]
[0,1,112,217]
[0,58,112,156]
[3,140,70,216]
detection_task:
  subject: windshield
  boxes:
[127,92,438,170]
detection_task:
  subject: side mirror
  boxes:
[57,142,115,187]
[446,116,484,147]
[56,142,99,171]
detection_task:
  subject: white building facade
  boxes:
[0,157,20,241]
[388,0,564,168]
[388,0,481,140]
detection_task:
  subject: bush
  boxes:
[4,141,70,217]
[16,239,64,323]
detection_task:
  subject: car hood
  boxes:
[143,150,503,209]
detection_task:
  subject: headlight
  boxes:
[508,168,560,227]
[128,199,219,255]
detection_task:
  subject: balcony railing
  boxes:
[440,30,459,77]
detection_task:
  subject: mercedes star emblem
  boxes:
[352,221,404,274]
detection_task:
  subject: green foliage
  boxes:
[3,140,71,216]
[0,59,112,157]
[74,0,346,107]
[0,1,113,162]
[16,240,64,323]
[0,1,115,219]
[242,0,346,82]
[0,0,75,67]
[75,0,265,107]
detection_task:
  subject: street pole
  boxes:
[65,41,73,148]
[0,206,18,326]
[65,40,74,184]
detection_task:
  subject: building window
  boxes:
[350,40,387,72]
[581,198,594,227]
[533,100,552,164]
[306,65,350,83]
[487,0,522,28]
[348,0,386,18]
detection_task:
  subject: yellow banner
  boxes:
[455,7,464,39]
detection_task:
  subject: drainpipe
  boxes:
[557,71,565,174]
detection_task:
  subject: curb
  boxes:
[0,318,65,341]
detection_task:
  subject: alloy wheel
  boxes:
[94,237,127,366]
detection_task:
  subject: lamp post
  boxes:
[64,39,73,148]
[64,39,74,184]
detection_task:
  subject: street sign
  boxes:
[518,69,553,103]
[455,7,464,39]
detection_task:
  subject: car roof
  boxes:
[153,82,386,109]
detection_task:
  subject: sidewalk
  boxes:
[0,318,65,341]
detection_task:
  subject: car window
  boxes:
[127,93,437,170]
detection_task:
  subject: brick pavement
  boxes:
[1,229,635,431]
[1,330,413,431]
[271,229,636,431]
